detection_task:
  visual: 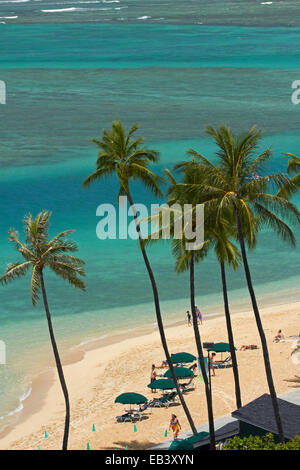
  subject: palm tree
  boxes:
[172,194,243,412]
[83,120,198,435]
[171,161,243,410]
[177,125,300,442]
[278,153,300,198]
[210,221,242,409]
[147,163,220,448]
[0,211,86,450]
[163,167,216,449]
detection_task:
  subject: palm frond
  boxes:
[255,203,296,246]
[0,261,32,285]
[82,167,115,188]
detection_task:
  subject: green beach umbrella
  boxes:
[208,342,236,353]
[147,378,176,390]
[115,392,148,405]
[92,424,96,432]
[164,429,168,438]
[44,431,48,439]
[164,367,194,379]
[208,342,237,360]
[170,352,196,364]
[87,442,90,450]
[133,424,137,433]
[125,445,128,450]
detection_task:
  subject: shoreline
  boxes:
[0,298,299,450]
[0,310,222,440]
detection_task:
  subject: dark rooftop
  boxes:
[232,393,300,440]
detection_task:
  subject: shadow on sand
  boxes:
[284,375,300,388]
[101,439,158,450]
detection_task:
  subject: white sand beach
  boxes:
[0,301,299,450]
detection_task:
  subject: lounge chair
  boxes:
[149,395,169,408]
[124,403,151,419]
[149,392,176,408]
[213,355,232,369]
[131,411,147,421]
[181,377,195,392]
[165,391,177,405]
[115,412,136,423]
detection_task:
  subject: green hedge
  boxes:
[223,433,300,450]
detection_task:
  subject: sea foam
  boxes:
[42,7,112,12]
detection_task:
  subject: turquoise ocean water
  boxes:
[0,1,300,431]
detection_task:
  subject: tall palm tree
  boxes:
[172,202,243,411]
[147,163,220,448]
[170,160,245,410]
[171,161,243,410]
[83,120,197,435]
[0,211,86,450]
[210,221,242,409]
[175,247,216,449]
[177,125,300,442]
[163,167,216,449]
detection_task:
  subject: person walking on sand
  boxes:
[195,305,202,325]
[209,352,216,376]
[150,364,157,393]
[186,310,192,326]
[169,414,181,440]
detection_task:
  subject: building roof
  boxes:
[232,393,300,440]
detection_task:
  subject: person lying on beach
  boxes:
[273,330,284,343]
[125,403,148,413]
[158,354,174,368]
[158,360,168,368]
[188,363,197,371]
[239,345,258,350]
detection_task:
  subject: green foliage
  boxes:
[176,125,300,247]
[279,153,300,199]
[223,433,300,450]
[0,210,86,305]
[83,120,163,200]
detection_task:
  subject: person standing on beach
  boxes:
[186,310,192,326]
[169,414,181,440]
[150,364,157,393]
[209,352,216,376]
[195,305,202,325]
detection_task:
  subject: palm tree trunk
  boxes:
[219,260,242,409]
[126,190,198,435]
[234,206,284,442]
[39,270,70,451]
[190,251,215,449]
